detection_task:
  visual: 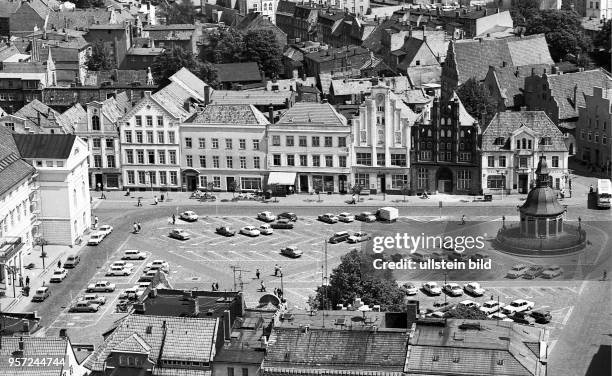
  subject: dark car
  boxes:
[531,310,552,324]
[216,226,236,236]
[328,231,350,244]
[271,219,294,229]
[64,255,80,268]
[511,312,536,325]
[523,265,544,279]
[278,212,298,221]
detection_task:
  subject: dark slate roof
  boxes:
[488,64,552,107]
[276,0,296,15]
[304,45,370,64]
[187,104,269,125]
[0,126,36,196]
[451,34,553,83]
[47,8,114,30]
[13,133,76,159]
[482,111,567,152]
[13,99,73,133]
[0,0,20,15]
[214,62,262,83]
[0,336,69,376]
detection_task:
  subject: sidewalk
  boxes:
[0,244,70,312]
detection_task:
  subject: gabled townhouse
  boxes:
[483,64,553,111]
[576,86,612,174]
[0,99,73,134]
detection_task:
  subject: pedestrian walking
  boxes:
[133,222,139,233]
[260,280,266,292]
[278,267,283,277]
[491,295,494,301]
[215,282,219,291]
[255,268,260,279]
[25,276,30,286]
[125,188,131,196]
[153,196,158,205]
[19,276,23,287]
[96,182,101,191]
[211,282,216,291]
[101,190,106,199]
[274,264,279,276]
[461,215,465,225]
[604,270,607,281]
[94,216,99,228]
[137,197,142,206]
[57,260,61,269]
[137,222,142,232]
[172,214,176,225]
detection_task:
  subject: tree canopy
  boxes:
[456,78,498,127]
[75,0,105,8]
[160,0,197,24]
[86,41,114,71]
[525,10,591,62]
[152,47,219,88]
[313,249,406,311]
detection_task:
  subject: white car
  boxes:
[506,264,528,278]
[257,211,276,222]
[480,300,504,314]
[86,281,116,293]
[464,282,485,296]
[338,212,355,222]
[240,226,261,236]
[119,286,145,300]
[443,283,463,297]
[87,232,105,245]
[179,211,199,222]
[422,282,442,295]
[259,224,273,235]
[457,300,481,309]
[501,299,535,315]
[106,265,133,276]
[541,265,563,279]
[111,261,134,269]
[122,250,147,260]
[98,225,113,237]
[402,283,418,295]
[347,231,371,243]
[489,312,509,320]
[145,260,169,273]
[50,268,67,283]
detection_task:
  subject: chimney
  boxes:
[573,84,578,107]
[59,329,67,338]
[204,85,210,106]
[37,110,41,126]
[502,61,507,68]
[268,104,274,124]
[193,297,200,316]
[223,310,231,340]
[551,66,558,74]
[18,338,24,350]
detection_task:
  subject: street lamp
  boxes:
[147,171,154,198]
[35,236,48,270]
[496,170,505,200]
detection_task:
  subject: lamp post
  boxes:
[147,171,154,198]
[35,236,47,270]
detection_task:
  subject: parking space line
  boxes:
[561,306,574,325]
[207,250,232,260]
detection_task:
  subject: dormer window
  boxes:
[92,115,100,131]
[494,137,505,145]
[541,137,551,145]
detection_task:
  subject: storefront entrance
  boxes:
[339,175,347,193]
[377,174,386,193]
[299,175,309,192]
[436,167,453,193]
[518,174,528,194]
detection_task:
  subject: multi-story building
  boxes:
[576,86,612,175]
[585,0,612,19]
[410,94,481,194]
[268,102,351,194]
[13,134,91,246]
[351,86,419,194]
[0,125,37,297]
[180,104,269,192]
[481,110,569,195]
[0,61,50,113]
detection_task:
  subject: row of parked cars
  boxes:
[31,254,84,302]
[507,264,564,279]
[87,225,114,246]
[318,207,399,224]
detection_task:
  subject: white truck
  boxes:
[595,179,611,209]
[377,207,399,222]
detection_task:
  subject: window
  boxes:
[199,176,207,187]
[169,150,177,164]
[239,139,246,149]
[300,155,308,166]
[93,138,101,148]
[92,115,100,130]
[199,138,206,149]
[324,136,332,147]
[212,138,219,149]
[487,175,505,189]
[136,131,143,144]
[105,138,114,148]
[299,136,307,147]
[57,161,64,167]
[145,116,152,127]
[286,136,294,147]
[325,155,333,167]
[528,140,532,149]
[540,137,552,146]
[272,135,281,146]
[157,116,163,126]
[516,139,520,149]
[135,115,142,126]
[312,155,320,167]
[552,156,559,167]
[199,155,206,167]
[5,122,14,131]
[170,171,178,185]
[168,131,176,144]
[157,131,164,143]
[519,157,528,168]
[127,171,135,184]
[391,154,406,167]
[227,367,234,376]
[287,155,295,166]
[588,132,592,141]
[138,171,146,184]
[137,150,144,164]
[107,155,115,168]
[355,173,369,187]
[158,150,166,164]
[185,137,192,148]
[225,139,232,149]
[273,154,281,166]
[213,176,221,188]
[499,156,506,167]
[253,140,260,150]
[338,136,346,147]
[417,168,428,189]
[521,138,526,149]
[487,156,495,167]
[603,135,608,145]
[240,156,247,169]
[494,137,504,145]
[312,136,320,147]
[377,153,385,166]
[143,131,152,144]
[159,171,167,185]
[391,174,408,189]
[126,150,134,164]
[420,151,433,161]
[93,155,102,167]
[253,156,261,169]
[457,170,471,190]
[186,155,193,167]
[213,156,220,168]
[339,155,347,167]
[241,178,261,190]
[226,156,233,168]
[149,172,156,185]
[356,153,372,166]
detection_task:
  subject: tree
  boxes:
[592,20,611,71]
[152,47,200,87]
[314,249,406,311]
[199,62,220,89]
[510,0,540,27]
[75,0,104,8]
[160,0,197,24]
[244,30,283,79]
[456,78,498,127]
[444,306,489,320]
[86,41,115,71]
[201,28,245,64]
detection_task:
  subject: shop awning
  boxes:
[268,172,296,185]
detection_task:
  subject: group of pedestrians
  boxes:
[255,264,284,293]
[132,222,142,233]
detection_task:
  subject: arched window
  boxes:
[516,139,520,149]
[92,115,100,131]
[522,138,526,149]
[528,139,532,149]
[460,130,465,137]
[427,130,432,137]
[446,142,451,150]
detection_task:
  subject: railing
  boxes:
[0,237,24,260]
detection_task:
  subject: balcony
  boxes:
[31,214,41,227]
[0,237,24,262]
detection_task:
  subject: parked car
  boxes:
[501,299,534,314]
[422,282,442,295]
[402,283,418,296]
[531,310,552,324]
[106,265,133,276]
[271,219,294,229]
[31,287,50,302]
[119,286,145,301]
[144,260,169,273]
[49,268,67,283]
[541,265,563,279]
[411,252,430,263]
[329,231,350,244]
[86,281,116,293]
[431,252,445,262]
[318,213,338,223]
[179,211,199,222]
[240,226,260,237]
[448,252,470,262]
[471,252,489,261]
[87,232,105,245]
[257,211,276,222]
[122,249,147,260]
[80,294,106,305]
[347,231,371,243]
[216,226,236,236]
[432,301,454,312]
[511,312,536,325]
[110,260,133,269]
[523,265,544,279]
[277,212,298,221]
[259,224,273,235]
[443,283,463,297]
[70,301,100,313]
[169,229,190,240]
[457,300,481,309]
[355,212,376,222]
[338,212,355,223]
[464,282,485,296]
[63,255,80,268]
[281,246,303,258]
[506,264,529,279]
[139,270,158,282]
[480,300,503,314]
[98,225,113,237]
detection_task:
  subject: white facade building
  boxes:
[586,0,612,19]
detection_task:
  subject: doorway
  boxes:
[226,176,235,192]
[339,175,347,193]
[299,175,309,192]
[95,174,103,190]
[518,174,528,194]
[186,175,197,191]
[436,167,453,193]
[377,175,386,193]
[323,176,334,192]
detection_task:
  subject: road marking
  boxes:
[207,250,232,260]
[560,306,574,326]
